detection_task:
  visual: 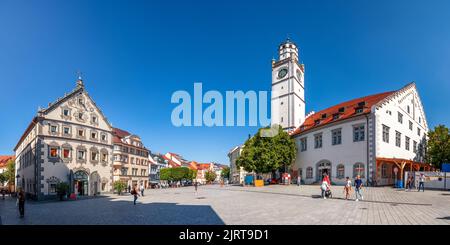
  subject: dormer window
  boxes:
[78,98,84,106]
[355,107,364,114]
[333,114,340,120]
[338,107,345,113]
[314,119,320,126]
[321,114,327,119]
[358,101,366,107]
[63,109,69,116]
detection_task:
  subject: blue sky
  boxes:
[1,0,450,164]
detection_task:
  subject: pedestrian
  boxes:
[297,175,301,187]
[140,184,144,196]
[354,175,364,201]
[320,178,330,199]
[194,181,198,195]
[406,176,411,191]
[344,176,352,200]
[127,185,131,193]
[1,189,5,200]
[418,173,425,192]
[409,176,414,190]
[17,188,25,218]
[131,184,140,205]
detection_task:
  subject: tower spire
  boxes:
[76,71,84,88]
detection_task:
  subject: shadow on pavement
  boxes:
[0,196,225,225]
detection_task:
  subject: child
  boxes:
[321,179,330,199]
[344,177,352,200]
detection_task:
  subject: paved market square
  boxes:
[1,185,449,225]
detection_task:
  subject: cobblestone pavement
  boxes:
[1,185,449,225]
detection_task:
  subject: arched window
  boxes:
[336,164,345,179]
[306,167,313,179]
[381,163,388,178]
[353,163,365,178]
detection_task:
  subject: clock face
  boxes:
[278,68,288,79]
[296,70,302,82]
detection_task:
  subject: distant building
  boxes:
[228,145,247,184]
[149,153,169,185]
[112,128,150,188]
[0,156,15,187]
[196,163,214,184]
[163,152,188,168]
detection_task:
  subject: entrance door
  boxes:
[73,171,89,196]
[317,162,332,182]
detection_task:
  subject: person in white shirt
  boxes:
[418,173,425,192]
[321,180,330,199]
[344,177,352,200]
[139,184,144,196]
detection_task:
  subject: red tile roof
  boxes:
[112,127,131,144]
[291,91,395,136]
[196,163,213,170]
[0,155,14,168]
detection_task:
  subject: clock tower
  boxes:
[271,38,305,131]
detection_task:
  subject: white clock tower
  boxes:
[271,38,306,131]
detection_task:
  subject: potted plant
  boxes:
[113,181,127,195]
[56,182,69,201]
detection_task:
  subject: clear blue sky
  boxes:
[1,0,450,164]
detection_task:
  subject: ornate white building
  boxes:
[14,77,114,200]
[274,39,432,186]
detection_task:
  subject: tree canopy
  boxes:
[221,166,230,179]
[427,125,450,169]
[205,170,217,183]
[236,125,296,174]
[160,167,196,181]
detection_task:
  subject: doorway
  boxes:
[316,161,332,182]
[73,171,88,196]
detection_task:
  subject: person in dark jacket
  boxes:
[18,188,25,218]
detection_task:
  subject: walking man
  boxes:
[140,184,144,196]
[418,173,425,192]
[354,175,364,201]
[297,175,301,187]
[131,184,140,205]
[17,188,25,218]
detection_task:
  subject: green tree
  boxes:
[205,170,217,184]
[0,173,6,186]
[427,125,450,169]
[187,169,197,180]
[237,125,296,176]
[160,168,173,181]
[56,182,69,201]
[221,166,230,179]
[113,181,127,195]
[3,159,15,190]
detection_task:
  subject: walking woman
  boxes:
[131,184,140,205]
[17,188,25,218]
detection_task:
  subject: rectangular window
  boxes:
[314,134,322,149]
[409,121,413,130]
[49,147,58,158]
[77,150,85,160]
[91,152,98,161]
[355,107,364,114]
[395,131,401,147]
[382,125,390,143]
[405,136,410,151]
[353,125,365,142]
[78,113,83,120]
[398,112,403,124]
[121,168,128,176]
[417,127,421,136]
[78,129,84,137]
[91,132,97,139]
[63,148,70,159]
[332,129,342,145]
[92,116,97,123]
[63,127,70,135]
[102,153,108,162]
[50,125,57,133]
[300,137,307,151]
[413,141,417,153]
[101,134,107,141]
[49,184,57,194]
[63,109,69,116]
